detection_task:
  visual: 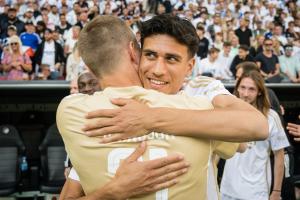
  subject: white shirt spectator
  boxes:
[41,41,56,71]
[221,109,289,200]
[66,10,78,26]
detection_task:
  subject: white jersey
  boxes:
[220,109,290,200]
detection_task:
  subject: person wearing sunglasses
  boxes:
[255,38,281,82]
[1,35,32,80]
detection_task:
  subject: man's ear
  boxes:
[186,57,195,76]
[128,41,139,65]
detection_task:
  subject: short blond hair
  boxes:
[78,15,138,78]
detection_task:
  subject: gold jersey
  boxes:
[57,86,216,200]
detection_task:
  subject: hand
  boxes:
[111,141,189,199]
[287,115,300,142]
[83,98,153,143]
[269,191,281,200]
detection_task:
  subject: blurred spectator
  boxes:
[35,21,46,40]
[230,45,255,77]
[279,44,300,83]
[217,41,234,80]
[20,8,37,25]
[69,77,78,94]
[1,35,32,80]
[212,32,223,51]
[207,13,222,41]
[229,34,239,57]
[64,25,80,55]
[286,21,300,41]
[272,23,288,46]
[66,2,81,26]
[196,25,209,59]
[0,6,25,38]
[75,6,89,29]
[198,47,221,77]
[20,22,41,52]
[253,20,266,37]
[65,42,86,81]
[48,5,60,25]
[34,29,65,80]
[0,25,17,54]
[256,38,281,81]
[235,18,253,47]
[55,14,72,36]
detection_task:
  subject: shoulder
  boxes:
[186,76,216,89]
[267,109,283,129]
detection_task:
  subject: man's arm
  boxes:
[83,94,268,142]
[269,149,285,200]
[59,142,189,200]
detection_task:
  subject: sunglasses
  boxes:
[264,43,273,46]
[10,42,18,46]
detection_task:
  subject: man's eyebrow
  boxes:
[142,49,156,53]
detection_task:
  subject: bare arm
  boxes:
[84,95,268,142]
[59,142,189,200]
[269,149,285,200]
[287,115,300,142]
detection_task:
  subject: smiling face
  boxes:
[139,34,194,94]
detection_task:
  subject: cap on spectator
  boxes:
[284,44,293,51]
[8,25,17,31]
[26,8,34,13]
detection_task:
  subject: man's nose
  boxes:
[152,58,166,77]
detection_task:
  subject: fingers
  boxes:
[146,179,179,193]
[149,167,188,186]
[287,123,299,130]
[145,154,185,169]
[149,160,189,181]
[99,134,125,143]
[85,108,119,119]
[110,98,134,107]
[83,118,116,132]
[85,126,120,137]
[294,137,300,142]
[125,141,147,163]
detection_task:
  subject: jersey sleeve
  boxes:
[184,76,231,101]
[268,110,290,151]
[212,141,239,159]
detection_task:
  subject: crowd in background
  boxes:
[0,0,300,83]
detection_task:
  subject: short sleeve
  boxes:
[212,141,239,159]
[268,110,290,151]
[184,76,231,101]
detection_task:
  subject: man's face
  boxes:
[44,31,52,41]
[8,10,17,19]
[223,45,231,55]
[264,40,273,51]
[139,34,194,94]
[78,73,100,95]
[285,47,293,57]
[238,49,248,59]
[237,77,259,105]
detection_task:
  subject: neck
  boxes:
[99,59,142,89]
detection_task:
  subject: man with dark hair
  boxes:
[230,45,255,77]
[235,18,253,47]
[77,71,100,95]
[34,29,65,79]
[0,6,25,38]
[255,38,281,81]
[196,25,209,59]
